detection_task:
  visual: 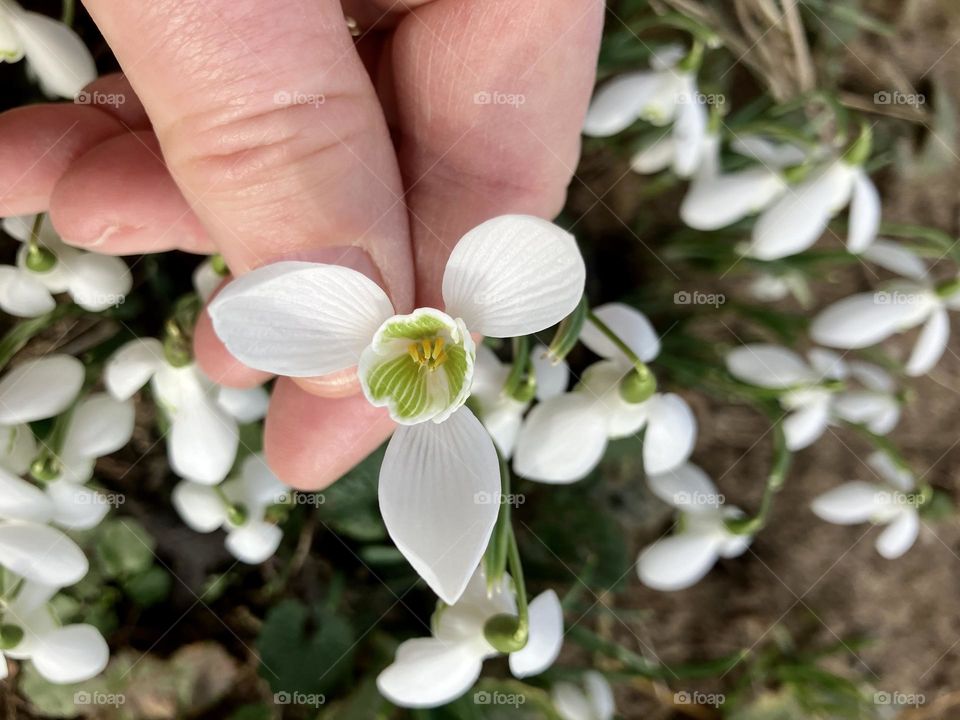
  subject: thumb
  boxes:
[81,0,413,307]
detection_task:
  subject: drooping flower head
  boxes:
[210,215,586,602]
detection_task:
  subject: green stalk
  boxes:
[0,304,76,370]
[726,420,791,535]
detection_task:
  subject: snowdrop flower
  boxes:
[727,344,899,448]
[0,1,96,98]
[747,271,811,306]
[0,579,108,683]
[470,343,569,458]
[680,134,805,230]
[209,215,585,603]
[172,454,288,564]
[811,452,921,559]
[0,355,84,474]
[552,671,615,720]
[105,338,269,485]
[377,568,563,709]
[192,256,229,302]
[811,240,960,377]
[744,138,880,260]
[583,46,708,178]
[0,215,131,317]
[0,518,87,588]
[514,304,696,483]
[638,463,750,591]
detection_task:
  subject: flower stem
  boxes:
[507,527,529,642]
[0,304,76,371]
[484,451,512,590]
[587,311,642,366]
[726,420,791,535]
[503,336,533,401]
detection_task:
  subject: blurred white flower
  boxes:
[0,1,96,98]
[172,453,288,564]
[0,520,87,587]
[811,452,920,559]
[192,256,228,302]
[584,46,708,178]
[638,463,750,591]
[726,345,899,450]
[745,153,880,260]
[811,241,959,376]
[377,567,563,709]
[552,671,615,720]
[514,304,696,483]
[0,580,108,683]
[105,338,268,486]
[209,215,585,604]
[0,215,131,317]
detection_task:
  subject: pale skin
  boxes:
[0,0,605,490]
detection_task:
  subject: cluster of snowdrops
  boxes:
[0,3,951,715]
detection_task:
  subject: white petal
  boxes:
[866,451,914,492]
[104,338,163,401]
[442,216,585,338]
[0,469,54,523]
[811,288,936,348]
[216,385,269,423]
[47,482,109,530]
[169,397,239,485]
[239,453,288,508]
[552,684,594,720]
[747,163,855,260]
[10,10,96,99]
[629,134,675,174]
[61,393,134,462]
[0,355,84,424]
[0,521,87,586]
[64,253,131,311]
[209,261,394,376]
[848,361,896,393]
[579,303,660,364]
[225,520,282,564]
[171,481,226,532]
[0,423,37,475]
[905,307,949,376]
[585,671,616,720]
[509,589,563,678]
[807,348,847,380]
[875,511,919,559]
[0,266,55,317]
[532,345,569,401]
[583,71,662,137]
[681,168,785,230]
[481,402,525,459]
[831,392,900,433]
[731,135,806,167]
[637,533,722,591]
[646,463,719,512]
[513,394,609,484]
[578,360,649,438]
[846,170,880,253]
[783,400,830,451]
[862,240,929,280]
[377,638,484,709]
[671,87,708,178]
[379,407,500,604]
[811,482,884,524]
[30,624,109,684]
[192,259,223,302]
[726,344,814,388]
[642,393,697,474]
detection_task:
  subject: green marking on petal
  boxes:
[443,344,470,405]
[379,313,450,341]
[366,354,430,421]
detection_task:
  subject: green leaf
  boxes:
[123,566,173,607]
[257,599,356,697]
[94,519,157,579]
[315,446,387,541]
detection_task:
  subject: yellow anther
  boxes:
[407,337,449,370]
[431,337,445,359]
[408,344,421,363]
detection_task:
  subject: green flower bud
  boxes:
[482,614,528,654]
[0,624,24,650]
[226,503,249,526]
[619,365,657,404]
[841,124,873,167]
[30,454,62,483]
[25,244,58,273]
[210,254,229,276]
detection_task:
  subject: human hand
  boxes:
[0,0,604,489]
